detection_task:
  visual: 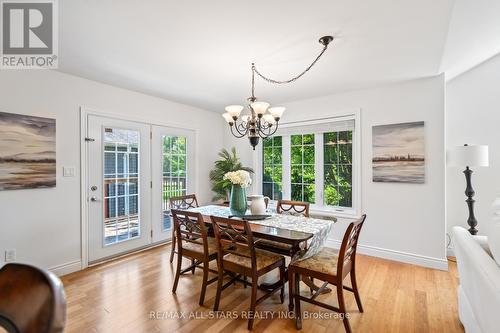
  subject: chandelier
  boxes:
[222,35,334,150]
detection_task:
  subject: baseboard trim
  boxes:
[325,239,448,271]
[88,240,170,267]
[49,260,82,276]
[49,241,448,275]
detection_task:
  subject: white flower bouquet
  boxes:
[223,170,252,188]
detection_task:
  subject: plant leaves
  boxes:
[209,147,254,201]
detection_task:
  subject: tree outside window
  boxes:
[262,136,283,200]
[291,134,315,203]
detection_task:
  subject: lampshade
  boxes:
[447,144,489,167]
[268,106,285,119]
[250,101,269,115]
[225,105,244,118]
[222,112,233,123]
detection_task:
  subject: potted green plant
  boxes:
[209,148,254,202]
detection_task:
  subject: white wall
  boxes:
[226,75,447,269]
[440,0,500,80]
[0,70,223,274]
[446,54,500,244]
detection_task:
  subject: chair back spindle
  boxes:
[337,214,367,278]
[168,194,200,263]
[169,194,199,210]
[276,200,310,217]
[211,216,257,274]
[171,210,208,255]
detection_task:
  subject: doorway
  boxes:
[84,112,195,264]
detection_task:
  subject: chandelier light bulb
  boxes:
[250,101,270,116]
[269,106,285,120]
[222,112,233,123]
[225,105,244,119]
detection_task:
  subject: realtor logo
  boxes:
[1,0,58,69]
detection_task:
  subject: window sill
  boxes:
[267,202,358,220]
[309,207,359,220]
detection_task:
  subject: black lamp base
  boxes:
[464,166,478,235]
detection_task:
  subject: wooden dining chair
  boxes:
[171,209,219,306]
[211,216,286,330]
[288,214,367,333]
[255,200,310,256]
[0,263,66,333]
[276,199,310,217]
[169,194,199,263]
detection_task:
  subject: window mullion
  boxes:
[315,133,324,208]
[282,135,291,200]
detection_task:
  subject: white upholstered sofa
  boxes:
[453,226,500,333]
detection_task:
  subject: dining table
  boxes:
[187,205,337,293]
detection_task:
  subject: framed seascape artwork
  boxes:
[0,112,56,190]
[372,121,425,184]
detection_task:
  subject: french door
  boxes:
[151,125,196,243]
[86,114,195,263]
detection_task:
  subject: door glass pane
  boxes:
[162,135,188,231]
[103,128,140,246]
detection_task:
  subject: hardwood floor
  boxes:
[61,244,464,333]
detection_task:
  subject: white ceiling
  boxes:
[59,0,454,112]
[440,0,500,81]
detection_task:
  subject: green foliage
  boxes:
[163,136,187,177]
[209,148,254,201]
[263,131,354,207]
[324,185,342,205]
[290,134,316,203]
[162,136,187,204]
[323,131,353,207]
[262,137,283,200]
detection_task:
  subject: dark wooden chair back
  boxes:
[171,209,208,253]
[210,216,257,274]
[276,200,310,217]
[168,194,200,263]
[0,263,66,333]
[169,194,199,210]
[337,214,367,278]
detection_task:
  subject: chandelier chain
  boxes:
[251,43,329,85]
[225,36,333,149]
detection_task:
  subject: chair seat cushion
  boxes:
[290,248,339,276]
[182,237,218,255]
[224,248,284,271]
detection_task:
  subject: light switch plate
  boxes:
[63,166,76,177]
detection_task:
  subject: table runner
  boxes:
[188,205,335,262]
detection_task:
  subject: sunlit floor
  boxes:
[61,244,464,333]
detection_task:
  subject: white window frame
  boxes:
[253,110,361,218]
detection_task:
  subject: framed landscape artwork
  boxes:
[372,121,425,184]
[0,112,56,190]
